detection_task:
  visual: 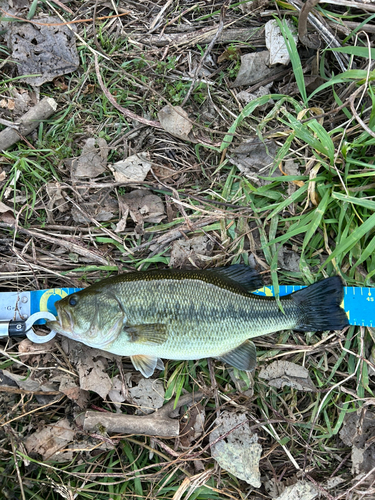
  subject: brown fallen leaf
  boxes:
[158,105,194,142]
[72,138,108,178]
[77,354,112,400]
[46,182,68,221]
[25,418,76,462]
[109,152,152,182]
[5,16,80,86]
[128,378,165,415]
[179,402,205,449]
[116,189,165,234]
[230,137,278,185]
[231,51,275,88]
[210,411,262,487]
[0,201,14,221]
[279,160,304,187]
[108,375,126,410]
[71,192,118,223]
[169,235,214,269]
[58,375,89,409]
[259,360,317,392]
[60,339,116,399]
[340,409,375,476]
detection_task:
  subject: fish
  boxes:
[47,265,349,378]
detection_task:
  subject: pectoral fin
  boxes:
[131,355,164,378]
[125,324,168,345]
[216,340,257,372]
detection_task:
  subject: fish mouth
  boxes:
[48,307,76,339]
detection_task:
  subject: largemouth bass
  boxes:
[48,265,348,377]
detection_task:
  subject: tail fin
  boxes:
[290,276,348,331]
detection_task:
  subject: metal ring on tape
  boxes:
[25,312,57,344]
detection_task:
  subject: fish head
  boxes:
[47,290,125,349]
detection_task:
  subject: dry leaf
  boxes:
[275,481,318,500]
[210,412,262,487]
[231,51,275,88]
[77,353,112,400]
[72,138,108,178]
[179,403,205,449]
[0,98,15,110]
[340,409,375,475]
[237,84,273,105]
[58,374,89,408]
[2,369,42,392]
[169,235,214,268]
[128,378,165,415]
[109,152,152,182]
[71,192,118,223]
[117,189,165,234]
[218,46,241,63]
[25,418,75,462]
[279,159,304,187]
[10,87,31,116]
[46,182,68,216]
[108,375,126,410]
[230,137,278,185]
[265,20,297,66]
[158,105,193,142]
[5,17,79,86]
[259,360,317,392]
[0,201,12,213]
[278,246,300,273]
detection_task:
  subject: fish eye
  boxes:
[69,295,78,307]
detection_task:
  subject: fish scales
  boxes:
[48,265,349,377]
[97,278,299,359]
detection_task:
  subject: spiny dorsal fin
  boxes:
[206,265,263,293]
[216,340,257,372]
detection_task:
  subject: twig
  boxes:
[0,222,111,265]
[0,98,57,151]
[298,0,321,48]
[94,53,163,129]
[289,0,349,72]
[0,386,61,396]
[84,392,204,437]
[182,0,231,106]
[149,0,173,32]
[0,117,20,129]
[0,6,130,26]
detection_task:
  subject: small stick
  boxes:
[84,391,204,438]
[0,97,57,151]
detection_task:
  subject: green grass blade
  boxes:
[332,191,375,211]
[320,211,375,270]
[275,17,307,105]
[302,189,331,252]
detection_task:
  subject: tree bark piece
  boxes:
[83,391,204,437]
[0,97,57,151]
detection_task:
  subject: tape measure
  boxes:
[0,286,374,327]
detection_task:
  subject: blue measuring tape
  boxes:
[0,286,374,327]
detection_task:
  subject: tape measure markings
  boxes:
[1,286,374,327]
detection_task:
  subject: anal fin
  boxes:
[216,340,257,372]
[131,354,164,378]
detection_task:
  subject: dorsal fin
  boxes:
[206,265,263,292]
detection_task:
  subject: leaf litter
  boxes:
[2,15,79,86]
